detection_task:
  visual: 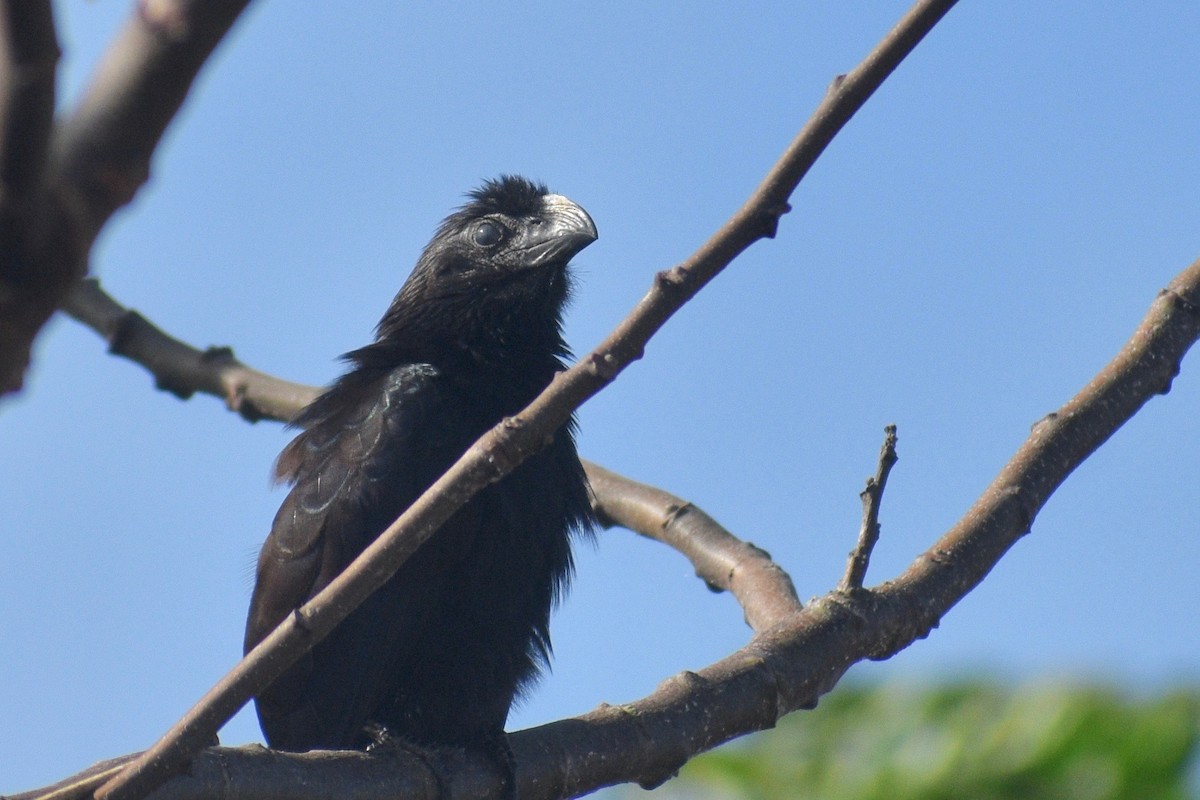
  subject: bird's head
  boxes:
[375,176,597,365]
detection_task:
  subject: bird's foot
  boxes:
[477,733,517,800]
[362,724,448,796]
[362,721,396,752]
[360,725,516,798]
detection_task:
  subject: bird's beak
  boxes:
[518,194,598,267]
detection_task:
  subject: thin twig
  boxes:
[90,3,959,799]
[840,425,899,591]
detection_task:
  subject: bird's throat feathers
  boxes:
[363,175,591,388]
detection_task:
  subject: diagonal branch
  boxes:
[31,256,1200,799]
[84,3,960,799]
[48,0,253,249]
[873,262,1200,639]
[0,0,253,396]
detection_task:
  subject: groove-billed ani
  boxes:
[244,176,597,753]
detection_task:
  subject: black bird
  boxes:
[245,176,597,754]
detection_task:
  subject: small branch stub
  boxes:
[840,425,899,591]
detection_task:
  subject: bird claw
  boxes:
[362,721,396,752]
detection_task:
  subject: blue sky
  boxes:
[3,2,1199,793]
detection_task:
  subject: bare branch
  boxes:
[840,425,899,591]
[0,0,253,396]
[0,0,58,394]
[867,261,1200,653]
[0,1,57,217]
[588,461,802,630]
[63,278,318,422]
[48,0,253,248]
[76,3,959,799]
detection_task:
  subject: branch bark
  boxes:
[48,0,252,248]
[64,278,319,422]
[0,1,56,223]
[587,461,802,631]
[0,0,58,393]
[840,424,899,591]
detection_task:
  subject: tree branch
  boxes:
[587,461,802,631]
[0,1,56,221]
[0,0,253,396]
[63,278,318,422]
[0,0,58,394]
[840,424,899,591]
[48,0,253,249]
[868,262,1200,649]
[23,253,1200,797]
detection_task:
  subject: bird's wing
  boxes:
[246,363,445,643]
[244,362,455,748]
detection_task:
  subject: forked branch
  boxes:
[841,425,899,591]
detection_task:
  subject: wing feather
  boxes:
[244,363,449,749]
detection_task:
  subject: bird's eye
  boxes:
[472,221,504,247]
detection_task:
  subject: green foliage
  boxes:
[631,681,1200,800]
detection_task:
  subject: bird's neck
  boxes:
[359,314,569,406]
